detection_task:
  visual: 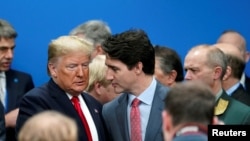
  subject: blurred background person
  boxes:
[162,80,216,141]
[85,55,119,105]
[18,110,78,141]
[217,30,250,94]
[16,36,108,141]
[69,20,112,59]
[0,19,34,141]
[214,43,250,106]
[154,45,184,87]
[184,44,250,124]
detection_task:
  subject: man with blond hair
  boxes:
[86,55,119,104]
[18,110,78,141]
[16,36,108,141]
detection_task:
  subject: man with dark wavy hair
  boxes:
[102,29,169,141]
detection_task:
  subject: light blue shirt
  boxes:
[226,82,240,96]
[127,78,157,141]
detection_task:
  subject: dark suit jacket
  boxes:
[102,81,169,141]
[0,102,5,141]
[245,74,250,95]
[231,84,250,106]
[5,69,34,141]
[16,79,108,141]
[216,91,250,124]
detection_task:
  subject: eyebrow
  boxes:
[0,45,15,48]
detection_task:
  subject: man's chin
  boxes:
[0,67,10,72]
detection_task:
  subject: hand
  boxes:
[5,108,19,127]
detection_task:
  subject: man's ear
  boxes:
[162,110,173,141]
[94,82,102,96]
[222,66,232,81]
[96,44,104,54]
[168,70,177,84]
[162,110,172,132]
[213,66,223,80]
[134,62,143,75]
[244,51,250,63]
[212,116,224,125]
[48,63,57,77]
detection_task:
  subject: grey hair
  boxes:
[69,20,111,46]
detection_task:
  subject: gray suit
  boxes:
[102,82,169,141]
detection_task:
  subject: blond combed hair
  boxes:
[47,35,94,75]
[18,110,78,141]
[86,55,108,91]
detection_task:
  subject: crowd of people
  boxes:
[0,18,250,141]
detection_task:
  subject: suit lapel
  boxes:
[47,79,82,122]
[81,93,103,131]
[245,75,250,93]
[5,70,18,112]
[232,84,246,99]
[116,93,130,141]
[145,82,168,141]
[47,79,91,141]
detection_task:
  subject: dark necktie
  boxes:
[130,98,142,141]
[71,96,92,141]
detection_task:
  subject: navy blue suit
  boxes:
[0,102,5,141]
[245,74,250,95]
[5,69,34,141]
[16,79,108,141]
[231,84,250,106]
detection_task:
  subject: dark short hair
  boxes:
[164,81,215,126]
[154,45,184,82]
[102,29,155,75]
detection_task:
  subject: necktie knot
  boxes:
[132,98,140,107]
[71,96,79,103]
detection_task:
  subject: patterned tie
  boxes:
[71,96,92,141]
[130,98,142,141]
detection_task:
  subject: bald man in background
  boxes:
[217,30,250,94]
[184,44,250,124]
[214,43,250,106]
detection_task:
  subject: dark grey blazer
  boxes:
[102,81,169,141]
[16,79,108,141]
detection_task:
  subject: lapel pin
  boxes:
[14,78,19,83]
[94,109,99,113]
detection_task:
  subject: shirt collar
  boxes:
[129,78,157,106]
[226,82,240,96]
